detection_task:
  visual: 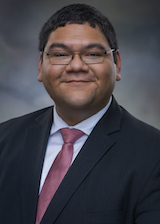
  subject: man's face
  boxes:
[38,23,121,123]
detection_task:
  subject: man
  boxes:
[0,4,160,224]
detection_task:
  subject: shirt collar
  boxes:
[50,96,112,136]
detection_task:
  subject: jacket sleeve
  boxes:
[135,159,160,223]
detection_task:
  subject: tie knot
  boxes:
[60,128,84,144]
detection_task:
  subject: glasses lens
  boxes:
[47,49,106,64]
[82,49,104,64]
[49,50,72,64]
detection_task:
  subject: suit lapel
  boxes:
[41,97,122,224]
[21,108,53,224]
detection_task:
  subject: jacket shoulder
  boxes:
[119,106,160,143]
[0,106,53,137]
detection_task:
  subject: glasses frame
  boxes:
[42,49,115,65]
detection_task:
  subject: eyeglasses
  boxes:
[42,49,115,65]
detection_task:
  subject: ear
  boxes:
[115,50,121,81]
[37,52,43,82]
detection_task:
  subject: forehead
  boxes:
[45,23,110,51]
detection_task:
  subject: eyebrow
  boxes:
[48,43,70,51]
[48,43,107,52]
[85,44,106,51]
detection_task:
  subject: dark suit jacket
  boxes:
[0,97,160,224]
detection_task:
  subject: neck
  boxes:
[55,99,111,126]
[56,108,95,126]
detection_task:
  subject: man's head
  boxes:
[38,4,121,125]
[39,4,118,62]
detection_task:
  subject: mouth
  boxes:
[64,78,95,82]
[67,80,88,83]
[64,80,93,86]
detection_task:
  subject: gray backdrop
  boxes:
[0,0,160,129]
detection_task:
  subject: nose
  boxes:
[65,53,89,73]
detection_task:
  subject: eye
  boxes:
[50,51,70,58]
[88,53,99,57]
[85,51,103,57]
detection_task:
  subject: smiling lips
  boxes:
[62,77,96,83]
[63,80,95,86]
[66,80,90,83]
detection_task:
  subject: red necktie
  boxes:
[36,128,84,224]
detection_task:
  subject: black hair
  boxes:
[39,4,118,63]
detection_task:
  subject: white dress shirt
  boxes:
[39,97,112,192]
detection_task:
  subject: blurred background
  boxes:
[0,0,160,129]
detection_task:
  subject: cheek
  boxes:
[40,68,56,96]
[97,65,117,97]
[41,65,61,84]
[96,63,116,84]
